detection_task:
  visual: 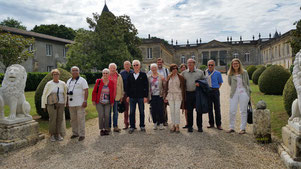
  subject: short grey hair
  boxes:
[124,61,131,65]
[207,60,215,65]
[150,63,158,69]
[187,58,196,64]
[109,63,117,69]
[71,66,80,72]
[102,68,110,74]
[132,60,140,66]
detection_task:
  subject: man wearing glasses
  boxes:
[205,60,223,130]
[126,60,149,134]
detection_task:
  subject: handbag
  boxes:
[247,100,253,124]
[117,102,125,113]
[47,93,58,105]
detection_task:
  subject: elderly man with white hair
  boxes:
[67,66,89,141]
[126,60,149,134]
[108,63,124,132]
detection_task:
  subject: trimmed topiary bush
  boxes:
[258,65,290,95]
[25,72,48,91]
[199,65,207,71]
[283,76,297,116]
[34,68,72,120]
[252,66,266,85]
[247,65,257,80]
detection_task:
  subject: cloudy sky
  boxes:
[1,0,301,44]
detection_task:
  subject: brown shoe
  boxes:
[226,129,235,133]
[175,125,180,133]
[114,127,121,132]
[217,126,223,130]
[123,125,129,130]
[207,125,214,128]
[170,125,176,133]
[78,136,85,141]
[239,130,246,134]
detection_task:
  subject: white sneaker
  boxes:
[153,123,158,130]
[159,124,165,130]
[50,135,56,142]
[57,135,64,141]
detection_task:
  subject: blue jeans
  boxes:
[109,101,119,128]
[130,98,145,129]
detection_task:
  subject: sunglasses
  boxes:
[208,64,214,67]
[103,73,108,74]
[133,64,139,67]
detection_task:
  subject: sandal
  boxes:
[239,130,246,134]
[175,125,180,133]
[170,125,176,133]
[226,129,235,133]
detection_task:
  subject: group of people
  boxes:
[41,57,251,141]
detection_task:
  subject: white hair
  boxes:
[71,66,80,72]
[132,60,140,66]
[109,63,117,69]
[207,60,215,65]
[102,68,110,74]
[124,61,131,65]
[150,63,158,69]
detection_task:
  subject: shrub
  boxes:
[247,65,257,79]
[0,73,4,84]
[199,65,207,71]
[25,72,48,91]
[283,76,297,116]
[258,65,290,95]
[83,72,102,84]
[252,66,266,85]
[290,64,294,74]
[34,68,72,120]
[266,64,272,68]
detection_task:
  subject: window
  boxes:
[63,48,67,58]
[147,48,152,59]
[47,66,54,72]
[287,44,290,55]
[219,50,227,66]
[233,53,239,58]
[245,53,250,62]
[181,55,186,64]
[46,44,53,56]
[210,51,218,62]
[28,44,34,52]
[202,51,209,65]
[191,55,195,61]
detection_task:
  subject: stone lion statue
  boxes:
[0,64,31,120]
[289,50,301,122]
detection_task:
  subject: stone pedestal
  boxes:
[253,109,271,143]
[0,120,44,153]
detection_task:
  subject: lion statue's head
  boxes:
[1,64,27,97]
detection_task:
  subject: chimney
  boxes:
[171,39,173,45]
[148,34,150,39]
[252,35,255,41]
[196,39,198,45]
[258,33,261,39]
[240,36,242,41]
[227,36,229,42]
[230,36,232,42]
[199,38,202,43]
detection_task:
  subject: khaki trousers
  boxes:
[47,104,66,136]
[69,106,86,137]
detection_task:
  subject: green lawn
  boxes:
[4,85,98,134]
[250,81,289,139]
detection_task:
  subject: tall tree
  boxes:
[290,7,301,56]
[31,24,76,40]
[66,11,142,72]
[0,17,27,30]
[0,32,34,71]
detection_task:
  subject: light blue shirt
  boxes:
[207,70,223,88]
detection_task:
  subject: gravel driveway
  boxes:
[0,74,285,169]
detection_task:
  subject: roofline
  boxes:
[0,26,74,44]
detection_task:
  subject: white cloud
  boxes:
[0,0,300,44]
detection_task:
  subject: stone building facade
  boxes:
[140,31,293,72]
[0,26,73,72]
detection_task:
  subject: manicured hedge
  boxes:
[25,72,48,91]
[283,76,297,116]
[83,72,102,84]
[252,66,266,85]
[246,65,257,80]
[35,68,72,120]
[199,65,208,71]
[258,65,290,95]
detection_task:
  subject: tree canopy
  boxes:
[0,32,34,71]
[65,11,142,72]
[290,7,301,56]
[0,17,27,30]
[31,24,76,40]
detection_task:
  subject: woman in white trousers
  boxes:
[164,64,186,133]
[227,58,251,134]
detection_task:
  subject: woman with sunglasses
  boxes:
[164,64,186,133]
[41,69,67,142]
[227,58,251,134]
[92,68,115,136]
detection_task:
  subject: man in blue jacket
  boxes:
[205,60,223,130]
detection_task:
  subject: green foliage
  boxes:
[66,11,141,72]
[290,64,294,74]
[283,76,297,116]
[0,73,3,84]
[199,65,207,71]
[25,72,48,91]
[252,66,266,85]
[266,64,272,68]
[290,7,301,56]
[0,17,26,30]
[246,65,257,79]
[0,32,34,71]
[34,68,72,120]
[82,72,102,84]
[258,65,290,95]
[31,24,76,40]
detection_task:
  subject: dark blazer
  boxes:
[164,73,186,109]
[126,71,149,98]
[195,79,210,113]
